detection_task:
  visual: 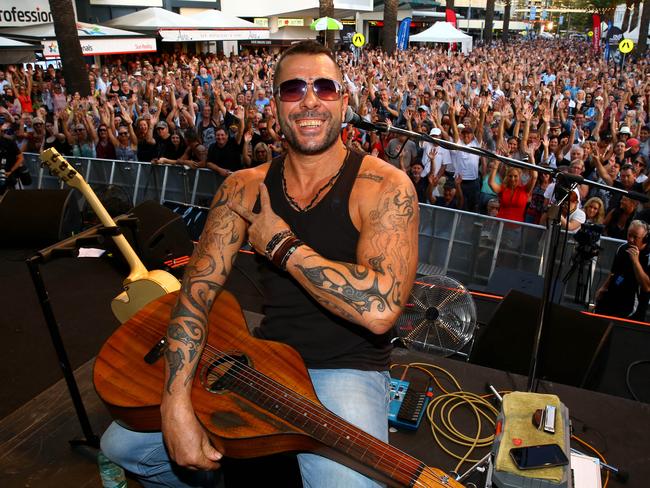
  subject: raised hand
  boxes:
[228,183,291,255]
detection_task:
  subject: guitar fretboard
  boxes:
[218,363,427,486]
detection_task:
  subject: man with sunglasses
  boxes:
[101,41,418,488]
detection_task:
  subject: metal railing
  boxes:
[23,152,625,307]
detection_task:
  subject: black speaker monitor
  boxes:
[0,189,82,248]
[470,290,612,388]
[127,200,195,269]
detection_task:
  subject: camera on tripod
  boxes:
[563,222,605,306]
[573,222,604,259]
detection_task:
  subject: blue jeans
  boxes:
[101,369,390,488]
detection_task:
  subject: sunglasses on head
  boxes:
[274,78,342,102]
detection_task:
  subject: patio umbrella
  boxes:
[309,17,343,32]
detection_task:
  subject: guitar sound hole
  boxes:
[200,353,250,393]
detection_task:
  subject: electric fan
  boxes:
[394,275,477,357]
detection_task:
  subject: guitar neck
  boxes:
[77,179,149,283]
[221,369,454,487]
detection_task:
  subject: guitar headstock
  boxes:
[40,148,85,189]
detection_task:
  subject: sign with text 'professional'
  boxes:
[0,1,52,27]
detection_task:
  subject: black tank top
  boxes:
[254,149,392,370]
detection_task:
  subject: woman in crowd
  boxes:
[583,196,606,225]
[525,165,552,225]
[488,156,538,222]
[61,110,98,158]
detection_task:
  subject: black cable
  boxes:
[625,359,650,402]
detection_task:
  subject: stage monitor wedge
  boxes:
[469,290,612,388]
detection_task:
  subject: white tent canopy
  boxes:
[0,36,36,64]
[104,7,213,30]
[105,7,269,42]
[0,21,147,39]
[409,21,473,54]
[0,22,156,59]
[162,9,270,42]
[189,9,260,29]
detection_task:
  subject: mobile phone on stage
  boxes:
[510,443,569,470]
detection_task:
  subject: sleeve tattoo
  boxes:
[165,179,245,393]
[295,182,417,323]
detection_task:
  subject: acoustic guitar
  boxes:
[93,290,464,488]
[40,148,180,322]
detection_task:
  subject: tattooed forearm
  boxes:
[165,348,185,393]
[289,178,417,331]
[295,261,400,315]
[164,177,245,394]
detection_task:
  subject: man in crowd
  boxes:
[596,220,650,320]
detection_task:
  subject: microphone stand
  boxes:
[363,120,648,391]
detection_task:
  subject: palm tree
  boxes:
[621,0,633,32]
[49,0,90,97]
[629,0,641,30]
[383,0,398,55]
[502,0,512,43]
[484,0,496,43]
[50,0,90,97]
[319,0,335,48]
[446,0,455,14]
[638,0,650,54]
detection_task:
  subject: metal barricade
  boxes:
[23,152,625,307]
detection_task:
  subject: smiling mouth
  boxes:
[296,119,323,128]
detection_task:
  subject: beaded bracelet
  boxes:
[264,230,293,260]
[271,236,303,269]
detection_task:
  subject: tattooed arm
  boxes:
[290,167,418,334]
[234,161,419,335]
[160,171,254,470]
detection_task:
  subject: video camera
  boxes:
[573,222,604,259]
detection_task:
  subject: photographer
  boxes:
[0,122,25,195]
[595,220,650,320]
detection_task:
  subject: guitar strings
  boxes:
[136,320,454,488]
[196,343,450,488]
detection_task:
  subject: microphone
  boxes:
[344,107,382,132]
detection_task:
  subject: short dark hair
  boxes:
[272,40,339,91]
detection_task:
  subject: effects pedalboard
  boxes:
[388,379,433,430]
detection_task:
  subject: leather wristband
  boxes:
[265,230,293,259]
[280,240,304,271]
[271,236,302,269]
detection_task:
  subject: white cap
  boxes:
[457,123,465,130]
[430,127,442,136]
[619,126,632,135]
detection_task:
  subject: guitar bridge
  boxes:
[144,337,168,364]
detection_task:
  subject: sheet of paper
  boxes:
[78,248,106,258]
[571,451,602,488]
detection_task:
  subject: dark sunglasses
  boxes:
[274,78,342,102]
[118,132,128,136]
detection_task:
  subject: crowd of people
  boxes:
[1,39,649,236]
[2,36,650,488]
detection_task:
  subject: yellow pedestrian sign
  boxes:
[619,38,634,54]
[352,33,366,48]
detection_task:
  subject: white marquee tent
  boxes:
[0,22,156,59]
[104,7,212,31]
[409,22,473,54]
[104,7,269,42]
[0,36,37,64]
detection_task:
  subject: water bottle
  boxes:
[97,451,127,488]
